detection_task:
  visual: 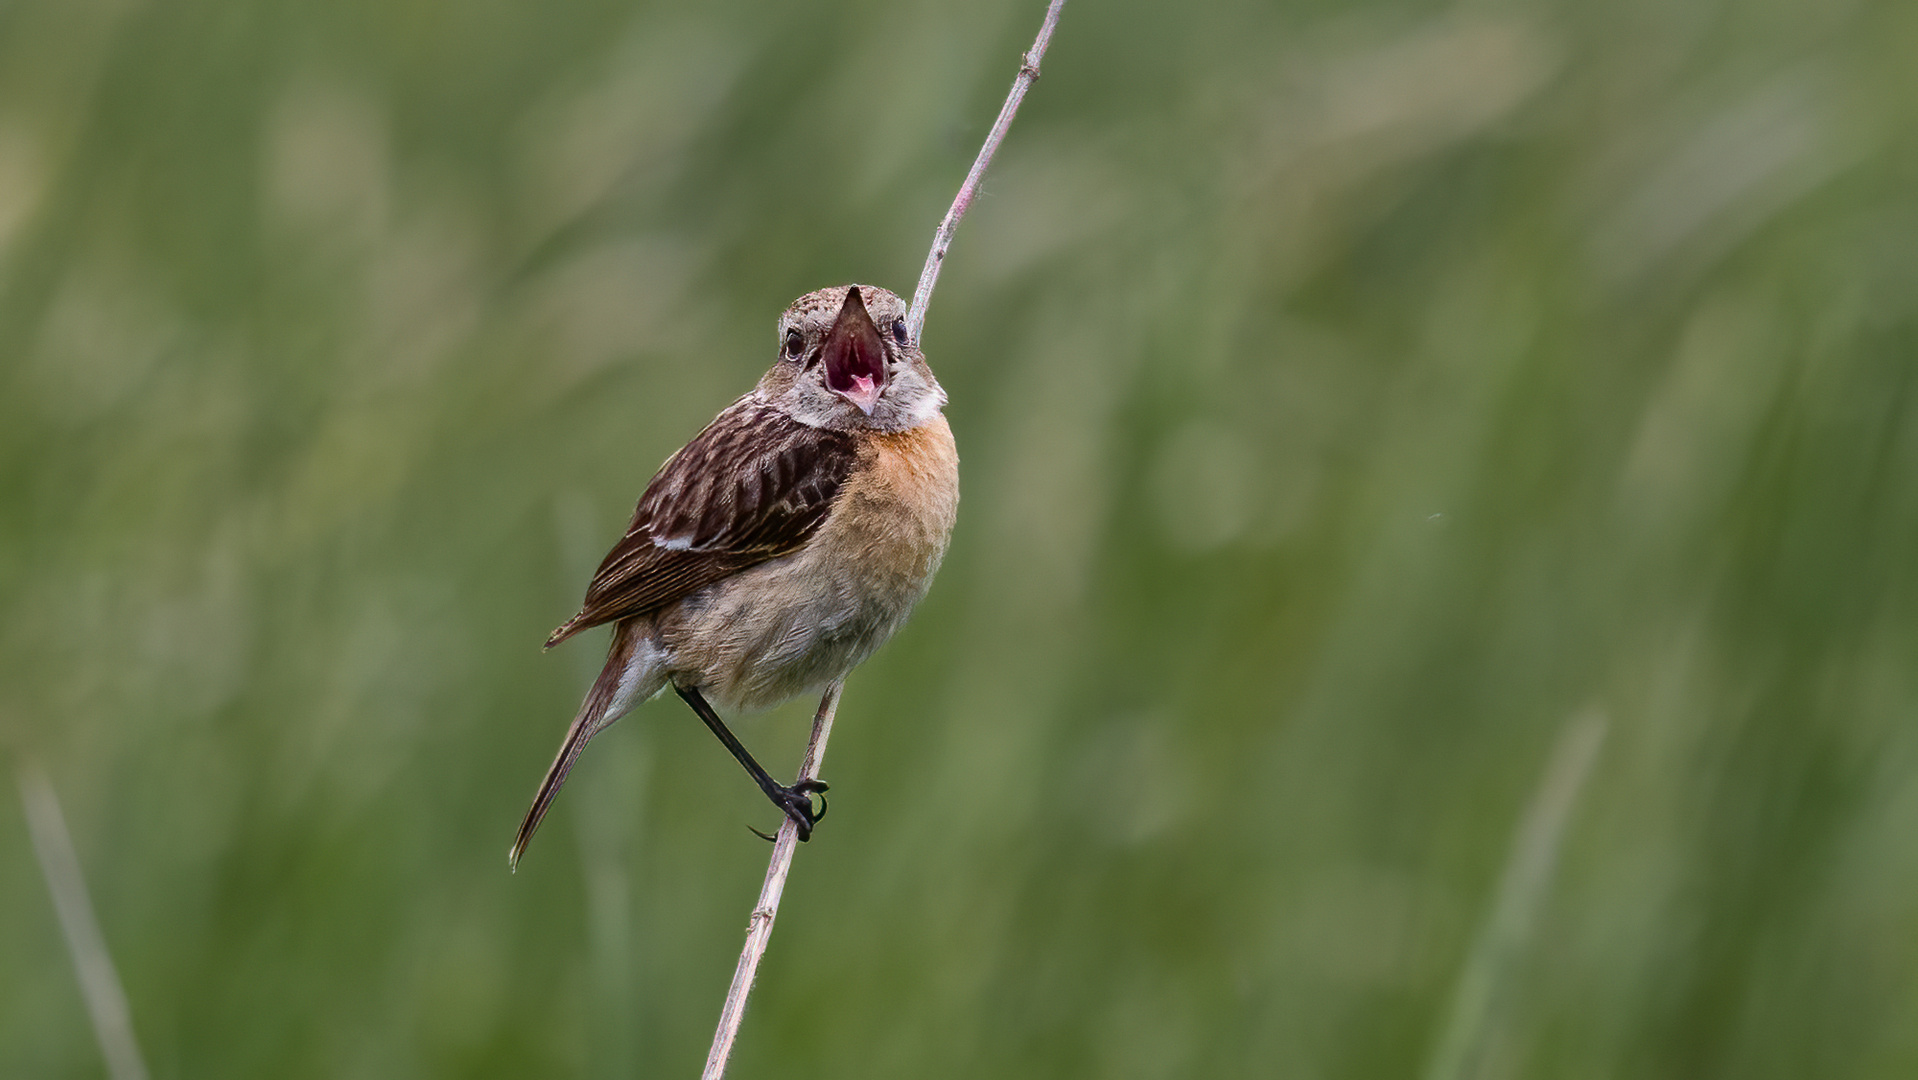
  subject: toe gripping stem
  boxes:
[676,686,829,840]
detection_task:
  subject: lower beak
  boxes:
[841,375,881,415]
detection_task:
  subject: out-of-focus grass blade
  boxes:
[1424,709,1608,1080]
[18,759,150,1080]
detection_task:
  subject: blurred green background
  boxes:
[4,0,1917,1076]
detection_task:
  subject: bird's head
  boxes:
[760,284,945,433]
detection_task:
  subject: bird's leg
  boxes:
[675,685,829,841]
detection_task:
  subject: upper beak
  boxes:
[821,286,886,415]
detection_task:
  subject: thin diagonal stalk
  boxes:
[702,4,1066,1074]
[19,760,150,1080]
[1422,709,1607,1080]
[905,0,1068,345]
[700,681,840,1080]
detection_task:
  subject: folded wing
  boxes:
[546,400,859,648]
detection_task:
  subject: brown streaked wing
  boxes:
[545,401,858,647]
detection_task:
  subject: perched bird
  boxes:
[511,284,959,869]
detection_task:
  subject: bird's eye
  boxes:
[784,328,804,359]
[891,319,909,346]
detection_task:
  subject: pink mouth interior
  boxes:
[827,341,884,392]
[822,287,888,411]
[837,373,881,413]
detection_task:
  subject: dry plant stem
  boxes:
[703,5,1065,1074]
[700,680,842,1080]
[905,0,1068,345]
[18,760,151,1080]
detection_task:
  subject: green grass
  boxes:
[3,0,1916,1076]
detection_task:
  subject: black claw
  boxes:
[748,825,778,843]
[770,782,826,842]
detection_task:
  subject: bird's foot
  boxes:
[769,778,829,842]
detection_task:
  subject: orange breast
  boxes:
[833,416,960,591]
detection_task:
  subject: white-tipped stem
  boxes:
[701,681,841,1080]
[18,760,151,1080]
[904,0,1068,346]
[703,5,1067,1073]
[1421,708,1608,1080]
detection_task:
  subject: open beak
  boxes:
[822,286,886,415]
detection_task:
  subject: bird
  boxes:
[511,284,959,869]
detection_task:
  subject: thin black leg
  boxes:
[675,685,828,840]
